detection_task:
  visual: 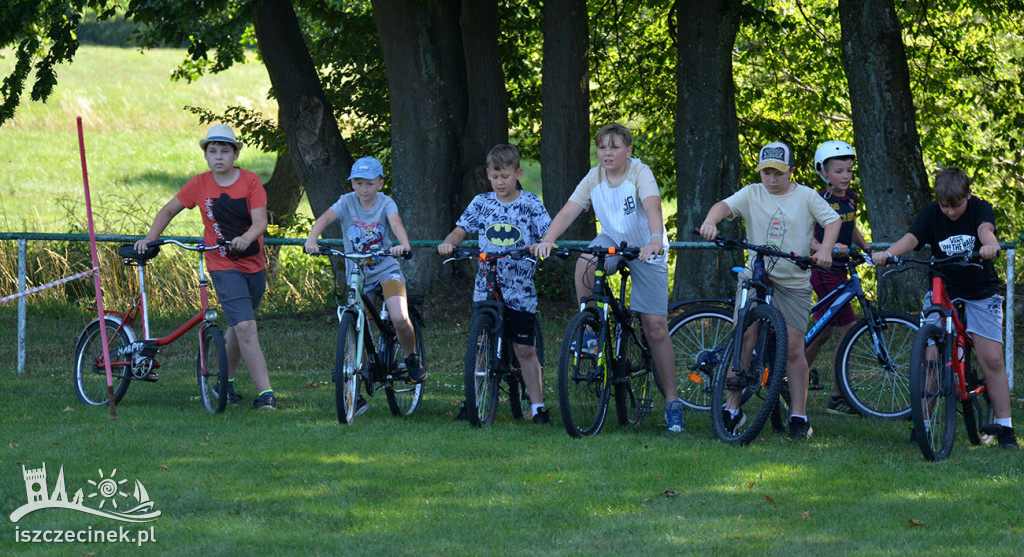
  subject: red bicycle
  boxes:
[888,252,996,461]
[72,239,230,413]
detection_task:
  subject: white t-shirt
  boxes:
[723,182,839,288]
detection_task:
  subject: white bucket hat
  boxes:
[199,124,243,151]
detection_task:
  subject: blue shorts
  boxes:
[210,270,266,326]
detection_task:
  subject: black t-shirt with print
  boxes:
[907,197,1001,300]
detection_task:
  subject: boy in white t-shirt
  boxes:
[699,141,840,439]
[533,123,684,433]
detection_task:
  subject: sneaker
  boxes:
[808,368,823,390]
[789,416,813,439]
[532,407,551,425]
[570,329,598,353]
[354,395,370,418]
[404,353,427,384]
[996,426,1019,450]
[827,395,859,416]
[252,392,277,410]
[721,409,746,435]
[222,383,243,404]
[140,370,159,382]
[665,400,684,433]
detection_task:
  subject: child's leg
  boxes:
[513,343,544,406]
[972,334,1012,420]
[804,325,832,370]
[226,320,271,393]
[786,324,810,416]
[381,277,417,357]
[574,255,597,304]
[640,312,679,403]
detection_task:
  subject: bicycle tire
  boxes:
[557,310,610,438]
[464,312,499,427]
[509,317,544,421]
[909,323,957,461]
[386,309,425,416]
[613,320,654,426]
[710,304,788,445]
[835,311,918,419]
[72,318,133,406]
[668,306,734,411]
[196,325,229,414]
[334,313,362,424]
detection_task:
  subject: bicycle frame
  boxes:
[921,276,976,403]
[579,249,646,368]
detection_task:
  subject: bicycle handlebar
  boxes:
[693,229,820,270]
[550,243,642,260]
[312,246,414,261]
[443,246,535,265]
[147,238,228,252]
[881,251,983,278]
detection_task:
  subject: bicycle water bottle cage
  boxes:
[118,244,160,264]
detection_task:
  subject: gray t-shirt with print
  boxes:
[329,191,403,288]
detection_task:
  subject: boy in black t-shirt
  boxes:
[872,167,1017,449]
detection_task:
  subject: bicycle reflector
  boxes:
[204,309,219,322]
[478,253,487,262]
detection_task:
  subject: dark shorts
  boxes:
[210,270,266,327]
[505,307,537,347]
[810,267,855,327]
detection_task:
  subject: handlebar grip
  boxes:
[401,250,414,260]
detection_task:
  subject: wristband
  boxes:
[885,251,893,260]
[650,234,663,242]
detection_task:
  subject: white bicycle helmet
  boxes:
[813,140,856,184]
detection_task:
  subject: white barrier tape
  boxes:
[0,268,96,305]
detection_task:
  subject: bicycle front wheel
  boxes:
[558,310,610,438]
[386,309,425,416]
[464,312,500,427]
[196,325,229,414]
[669,306,734,411]
[909,323,957,461]
[835,311,918,419]
[73,318,133,406]
[334,313,362,424]
[710,304,788,445]
[614,321,654,427]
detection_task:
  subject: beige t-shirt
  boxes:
[723,182,840,288]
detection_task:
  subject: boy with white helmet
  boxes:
[805,140,872,415]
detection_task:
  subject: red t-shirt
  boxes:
[176,168,267,273]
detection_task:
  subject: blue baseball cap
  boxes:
[348,157,384,180]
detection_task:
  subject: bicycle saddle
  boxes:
[118,243,160,262]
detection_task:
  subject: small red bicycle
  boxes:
[887,252,996,461]
[72,239,230,413]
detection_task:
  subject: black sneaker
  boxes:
[225,383,243,404]
[789,416,813,439]
[722,409,746,435]
[252,392,277,410]
[996,426,1019,450]
[827,395,859,416]
[354,395,370,418]
[532,407,551,425]
[404,353,427,384]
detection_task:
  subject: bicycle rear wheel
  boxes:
[669,306,734,411]
[386,309,425,416]
[464,312,500,427]
[909,323,957,461]
[613,321,654,426]
[558,310,610,438]
[334,313,362,424]
[960,346,994,445]
[196,325,229,414]
[73,318,133,406]
[835,311,917,419]
[710,304,788,445]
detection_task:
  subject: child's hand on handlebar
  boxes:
[390,244,411,257]
[437,243,455,256]
[811,248,833,269]
[303,240,319,254]
[979,244,1000,260]
[532,240,557,259]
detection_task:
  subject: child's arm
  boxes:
[438,227,468,256]
[134,198,185,253]
[231,206,267,254]
[387,212,412,255]
[870,232,918,266]
[853,226,870,252]
[977,222,1000,260]
[813,219,840,269]
[532,201,585,258]
[640,196,666,261]
[698,201,733,240]
[303,210,338,253]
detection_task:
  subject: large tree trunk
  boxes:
[263,153,303,226]
[840,0,931,307]
[252,0,351,230]
[372,0,466,288]
[540,0,592,241]
[672,0,743,301]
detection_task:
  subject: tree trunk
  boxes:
[263,153,303,226]
[540,0,593,241]
[839,0,931,307]
[672,0,743,301]
[372,0,466,288]
[252,0,351,229]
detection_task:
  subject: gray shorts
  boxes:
[210,270,266,327]
[921,292,1004,343]
[589,233,668,316]
[733,279,812,334]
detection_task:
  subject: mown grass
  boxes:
[1,303,1023,556]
